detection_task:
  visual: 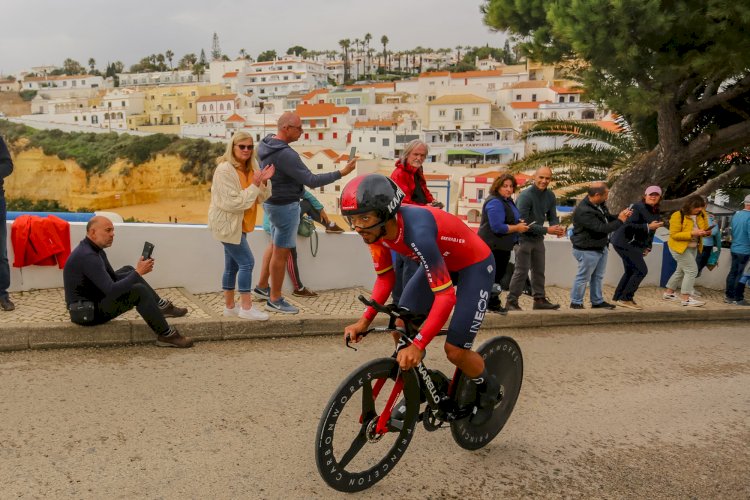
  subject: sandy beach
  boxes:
[109,200,350,228]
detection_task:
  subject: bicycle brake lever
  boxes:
[345,334,358,351]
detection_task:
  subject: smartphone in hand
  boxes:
[349,146,357,159]
[142,241,155,260]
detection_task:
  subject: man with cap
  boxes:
[725,195,750,305]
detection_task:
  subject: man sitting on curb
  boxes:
[63,216,193,348]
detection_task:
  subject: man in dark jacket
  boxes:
[0,136,13,311]
[255,112,356,314]
[569,182,631,309]
[63,216,193,348]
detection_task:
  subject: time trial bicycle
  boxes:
[315,295,523,492]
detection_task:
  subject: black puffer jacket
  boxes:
[610,201,660,250]
[571,197,622,251]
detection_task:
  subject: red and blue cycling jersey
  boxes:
[364,205,491,350]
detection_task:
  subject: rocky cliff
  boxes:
[4,148,210,211]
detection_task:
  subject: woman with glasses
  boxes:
[208,131,275,320]
[610,186,665,309]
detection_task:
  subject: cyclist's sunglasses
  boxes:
[346,216,387,232]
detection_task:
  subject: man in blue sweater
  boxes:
[256,112,356,314]
[725,195,750,305]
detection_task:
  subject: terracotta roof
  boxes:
[450,70,503,79]
[302,88,328,101]
[225,113,245,122]
[465,171,530,185]
[595,120,622,132]
[301,151,315,159]
[196,93,237,102]
[549,86,583,94]
[418,71,450,78]
[509,100,552,109]
[319,149,340,160]
[428,94,491,105]
[296,102,349,117]
[508,80,550,89]
[353,119,398,128]
[222,71,238,78]
[424,173,450,180]
[344,82,396,90]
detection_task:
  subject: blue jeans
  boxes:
[221,232,255,293]
[0,196,9,299]
[571,247,608,305]
[725,252,750,301]
[264,202,300,249]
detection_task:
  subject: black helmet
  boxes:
[340,174,405,221]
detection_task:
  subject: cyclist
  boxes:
[342,174,499,424]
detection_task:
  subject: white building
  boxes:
[426,94,492,130]
[116,70,208,87]
[196,94,239,124]
[239,57,328,98]
[293,102,351,149]
[22,74,105,91]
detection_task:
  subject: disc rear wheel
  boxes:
[450,336,523,450]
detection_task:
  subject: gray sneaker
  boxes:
[266,297,299,314]
[733,299,749,306]
[252,286,270,300]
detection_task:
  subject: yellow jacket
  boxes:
[667,209,708,254]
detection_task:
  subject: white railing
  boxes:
[5,221,731,293]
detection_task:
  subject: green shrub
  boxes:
[19,90,37,101]
[7,197,69,212]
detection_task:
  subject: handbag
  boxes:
[68,300,96,324]
[297,214,315,237]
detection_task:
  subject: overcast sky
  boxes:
[1,0,507,75]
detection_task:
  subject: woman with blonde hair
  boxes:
[208,131,275,320]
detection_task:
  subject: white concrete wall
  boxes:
[5,222,732,294]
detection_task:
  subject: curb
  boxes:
[2,307,749,352]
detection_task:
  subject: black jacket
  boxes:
[610,201,660,249]
[571,197,622,251]
[63,237,140,305]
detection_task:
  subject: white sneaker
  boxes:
[681,297,705,307]
[663,292,679,301]
[223,305,239,317]
[238,305,270,321]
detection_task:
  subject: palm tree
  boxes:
[339,39,351,82]
[364,33,372,77]
[455,45,463,64]
[87,58,96,74]
[239,48,247,59]
[165,50,174,69]
[508,118,643,200]
[381,35,389,72]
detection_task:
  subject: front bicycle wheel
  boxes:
[315,357,420,492]
[450,336,523,450]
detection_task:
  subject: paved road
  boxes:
[1,322,748,499]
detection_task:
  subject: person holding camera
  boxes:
[63,216,193,348]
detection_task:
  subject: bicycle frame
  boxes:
[349,295,474,434]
